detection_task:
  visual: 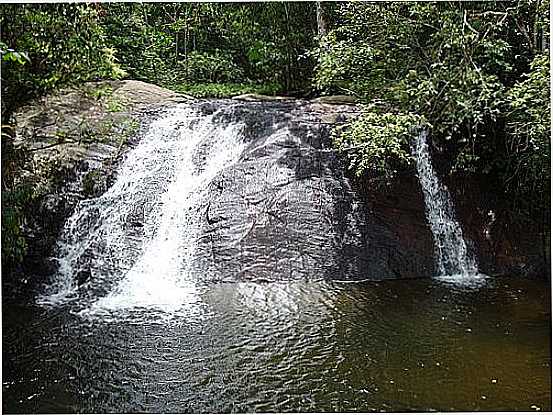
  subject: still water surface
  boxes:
[3,276,551,413]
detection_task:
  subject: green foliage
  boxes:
[0,4,125,118]
[0,41,30,65]
[318,0,550,221]
[1,3,318,112]
[99,3,316,93]
[333,110,425,181]
[504,53,550,215]
[99,47,127,80]
[1,185,34,266]
[1,124,31,266]
[315,2,528,138]
[85,83,114,100]
[313,33,377,96]
[106,97,127,113]
[178,50,245,83]
[99,3,176,85]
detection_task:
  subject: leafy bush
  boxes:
[333,109,425,181]
[1,185,34,267]
[316,1,550,222]
[314,33,382,96]
[504,54,550,215]
[1,4,125,117]
[178,50,244,83]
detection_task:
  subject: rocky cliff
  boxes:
[4,81,548,300]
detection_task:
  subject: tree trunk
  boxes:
[316,2,327,37]
[175,32,179,62]
[184,18,188,79]
[283,3,292,92]
[533,0,545,52]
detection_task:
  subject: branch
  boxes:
[27,141,69,152]
[514,18,535,52]
[464,10,480,36]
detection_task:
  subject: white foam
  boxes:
[38,104,246,315]
[412,130,481,284]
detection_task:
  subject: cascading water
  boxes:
[38,100,487,317]
[411,130,484,284]
[38,104,246,315]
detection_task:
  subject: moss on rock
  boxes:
[4,79,184,278]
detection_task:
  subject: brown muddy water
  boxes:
[2,275,550,413]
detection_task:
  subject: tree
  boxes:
[0,3,124,119]
[315,1,550,224]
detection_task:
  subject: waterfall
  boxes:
[37,100,487,315]
[412,130,482,281]
[38,104,246,314]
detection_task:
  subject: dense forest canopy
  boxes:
[0,1,550,267]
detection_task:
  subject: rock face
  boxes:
[231,93,294,102]
[189,101,432,281]
[355,166,549,280]
[447,173,549,278]
[37,99,434,289]
[6,83,548,297]
[5,80,188,296]
[190,101,548,281]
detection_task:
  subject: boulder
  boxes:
[7,89,547,294]
[188,101,432,281]
[7,80,183,290]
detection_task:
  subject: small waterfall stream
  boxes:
[412,130,483,283]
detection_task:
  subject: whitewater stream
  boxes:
[3,102,551,412]
[412,130,485,287]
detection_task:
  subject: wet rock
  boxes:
[7,89,547,290]
[110,80,186,108]
[76,269,91,286]
[232,93,294,102]
[319,112,344,124]
[82,169,108,198]
[448,172,549,279]
[189,100,546,281]
[311,95,360,105]
[190,101,430,282]
[6,80,178,288]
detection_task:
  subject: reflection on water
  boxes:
[3,276,551,413]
